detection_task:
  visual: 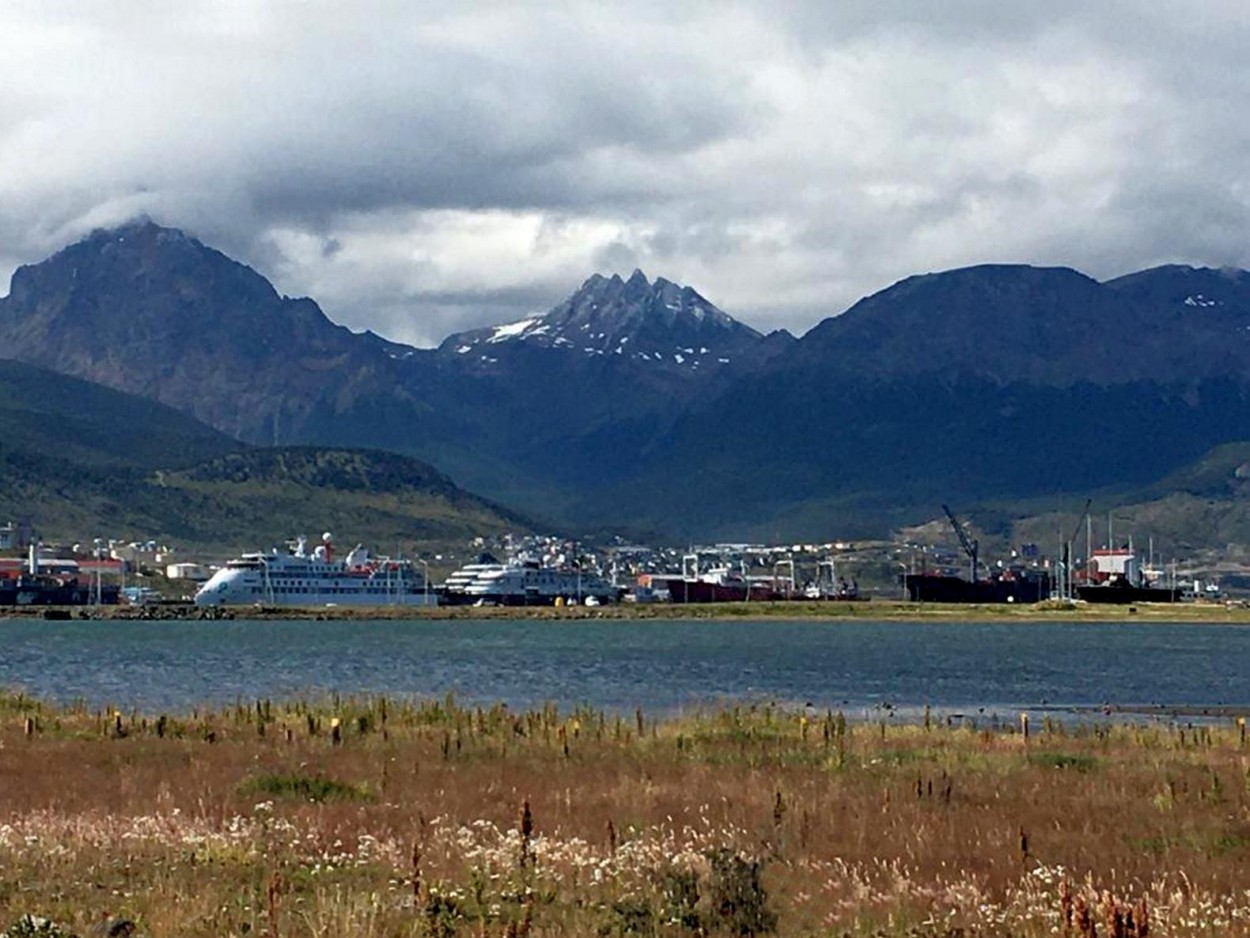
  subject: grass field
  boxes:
[1,694,1248,936]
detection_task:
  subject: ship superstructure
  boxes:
[441,559,507,604]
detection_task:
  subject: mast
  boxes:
[1064,499,1092,599]
[1086,513,1093,583]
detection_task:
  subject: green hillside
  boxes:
[153,448,532,552]
[0,358,237,469]
[0,361,531,552]
[1003,441,1250,559]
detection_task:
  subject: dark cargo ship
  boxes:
[0,547,120,606]
[903,504,1050,604]
[904,571,1051,604]
[0,572,119,606]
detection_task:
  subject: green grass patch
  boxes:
[1028,751,1101,772]
[872,747,941,767]
[1133,830,1250,856]
[240,772,374,803]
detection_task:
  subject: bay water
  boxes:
[0,617,1245,722]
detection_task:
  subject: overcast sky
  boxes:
[3,2,1249,347]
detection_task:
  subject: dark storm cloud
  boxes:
[2,2,1250,346]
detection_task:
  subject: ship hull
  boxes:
[466,590,618,607]
[904,573,1049,604]
[1076,585,1182,604]
[259,593,436,608]
[646,577,782,603]
[196,586,437,608]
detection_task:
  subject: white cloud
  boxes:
[2,2,1250,346]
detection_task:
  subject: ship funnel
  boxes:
[28,543,37,575]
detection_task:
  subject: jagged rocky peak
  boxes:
[560,269,744,332]
[441,269,779,372]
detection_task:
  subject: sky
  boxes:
[3,2,1250,348]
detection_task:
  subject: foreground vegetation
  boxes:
[1,694,1249,936]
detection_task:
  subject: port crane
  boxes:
[941,504,979,584]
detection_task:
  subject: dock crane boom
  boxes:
[941,504,979,584]
[1069,499,1092,548]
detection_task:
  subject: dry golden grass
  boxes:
[1,694,1248,936]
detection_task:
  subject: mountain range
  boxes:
[4,220,1250,550]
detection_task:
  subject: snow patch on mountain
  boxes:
[1184,294,1219,308]
[487,317,542,342]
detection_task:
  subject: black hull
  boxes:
[904,573,1049,604]
[1076,585,1182,604]
[641,575,784,604]
[0,576,120,606]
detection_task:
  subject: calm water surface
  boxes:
[0,617,1246,720]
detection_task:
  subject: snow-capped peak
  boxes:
[437,269,787,373]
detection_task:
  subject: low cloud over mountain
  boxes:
[4,4,1250,347]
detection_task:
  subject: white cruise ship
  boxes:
[441,560,507,604]
[448,558,619,606]
[194,534,436,608]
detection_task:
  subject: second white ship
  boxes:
[443,557,619,606]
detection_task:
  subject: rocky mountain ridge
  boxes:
[793,263,1250,386]
[6,221,1250,541]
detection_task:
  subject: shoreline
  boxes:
[4,596,1250,623]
